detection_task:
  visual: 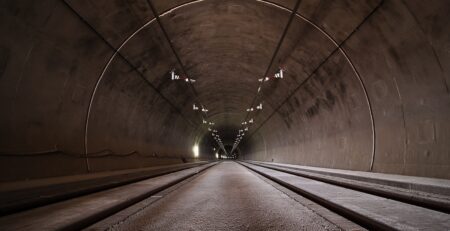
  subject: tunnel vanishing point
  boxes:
[0,0,450,230]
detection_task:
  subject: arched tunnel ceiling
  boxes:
[1,0,449,180]
[65,0,380,138]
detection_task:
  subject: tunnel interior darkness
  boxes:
[0,0,449,182]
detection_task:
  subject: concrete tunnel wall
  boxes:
[0,0,449,181]
[243,0,450,179]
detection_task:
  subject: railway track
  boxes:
[0,161,449,230]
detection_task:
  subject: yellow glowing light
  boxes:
[193,144,199,158]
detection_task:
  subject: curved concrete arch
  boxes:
[0,0,449,181]
[85,0,376,169]
[251,0,378,170]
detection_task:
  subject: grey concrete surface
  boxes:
[0,0,449,182]
[0,161,207,215]
[250,160,450,196]
[0,163,216,230]
[109,161,342,231]
[243,163,450,230]
[246,161,450,213]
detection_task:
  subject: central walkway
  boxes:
[112,162,341,230]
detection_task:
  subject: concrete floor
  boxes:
[111,162,340,231]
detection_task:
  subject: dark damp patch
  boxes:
[339,82,347,95]
[306,101,320,118]
[0,46,10,80]
[74,36,99,56]
[284,117,292,129]
[293,96,300,107]
[145,43,163,67]
[304,84,315,97]
[388,47,402,67]
[156,70,172,91]
[325,90,336,106]
[305,90,337,118]
[277,109,292,129]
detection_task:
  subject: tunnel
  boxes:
[0,0,450,230]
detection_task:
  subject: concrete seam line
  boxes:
[65,0,380,166]
[62,0,200,171]
[247,0,384,172]
[146,0,228,154]
[240,0,303,125]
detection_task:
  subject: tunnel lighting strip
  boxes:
[236,0,381,171]
[77,0,376,165]
[148,0,207,119]
[73,0,227,168]
[231,0,302,155]
[146,0,228,154]
[241,0,302,124]
[170,69,196,83]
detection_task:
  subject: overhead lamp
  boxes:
[256,103,262,110]
[209,122,215,125]
[274,68,284,79]
[246,108,254,112]
[241,122,247,125]
[249,118,254,124]
[203,119,207,124]
[258,77,270,82]
[170,70,180,80]
[193,104,199,110]
[202,107,208,112]
[185,78,196,83]
[244,127,248,131]
[208,128,212,131]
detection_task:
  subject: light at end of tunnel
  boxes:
[193,144,199,158]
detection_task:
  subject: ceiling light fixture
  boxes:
[170,70,180,80]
